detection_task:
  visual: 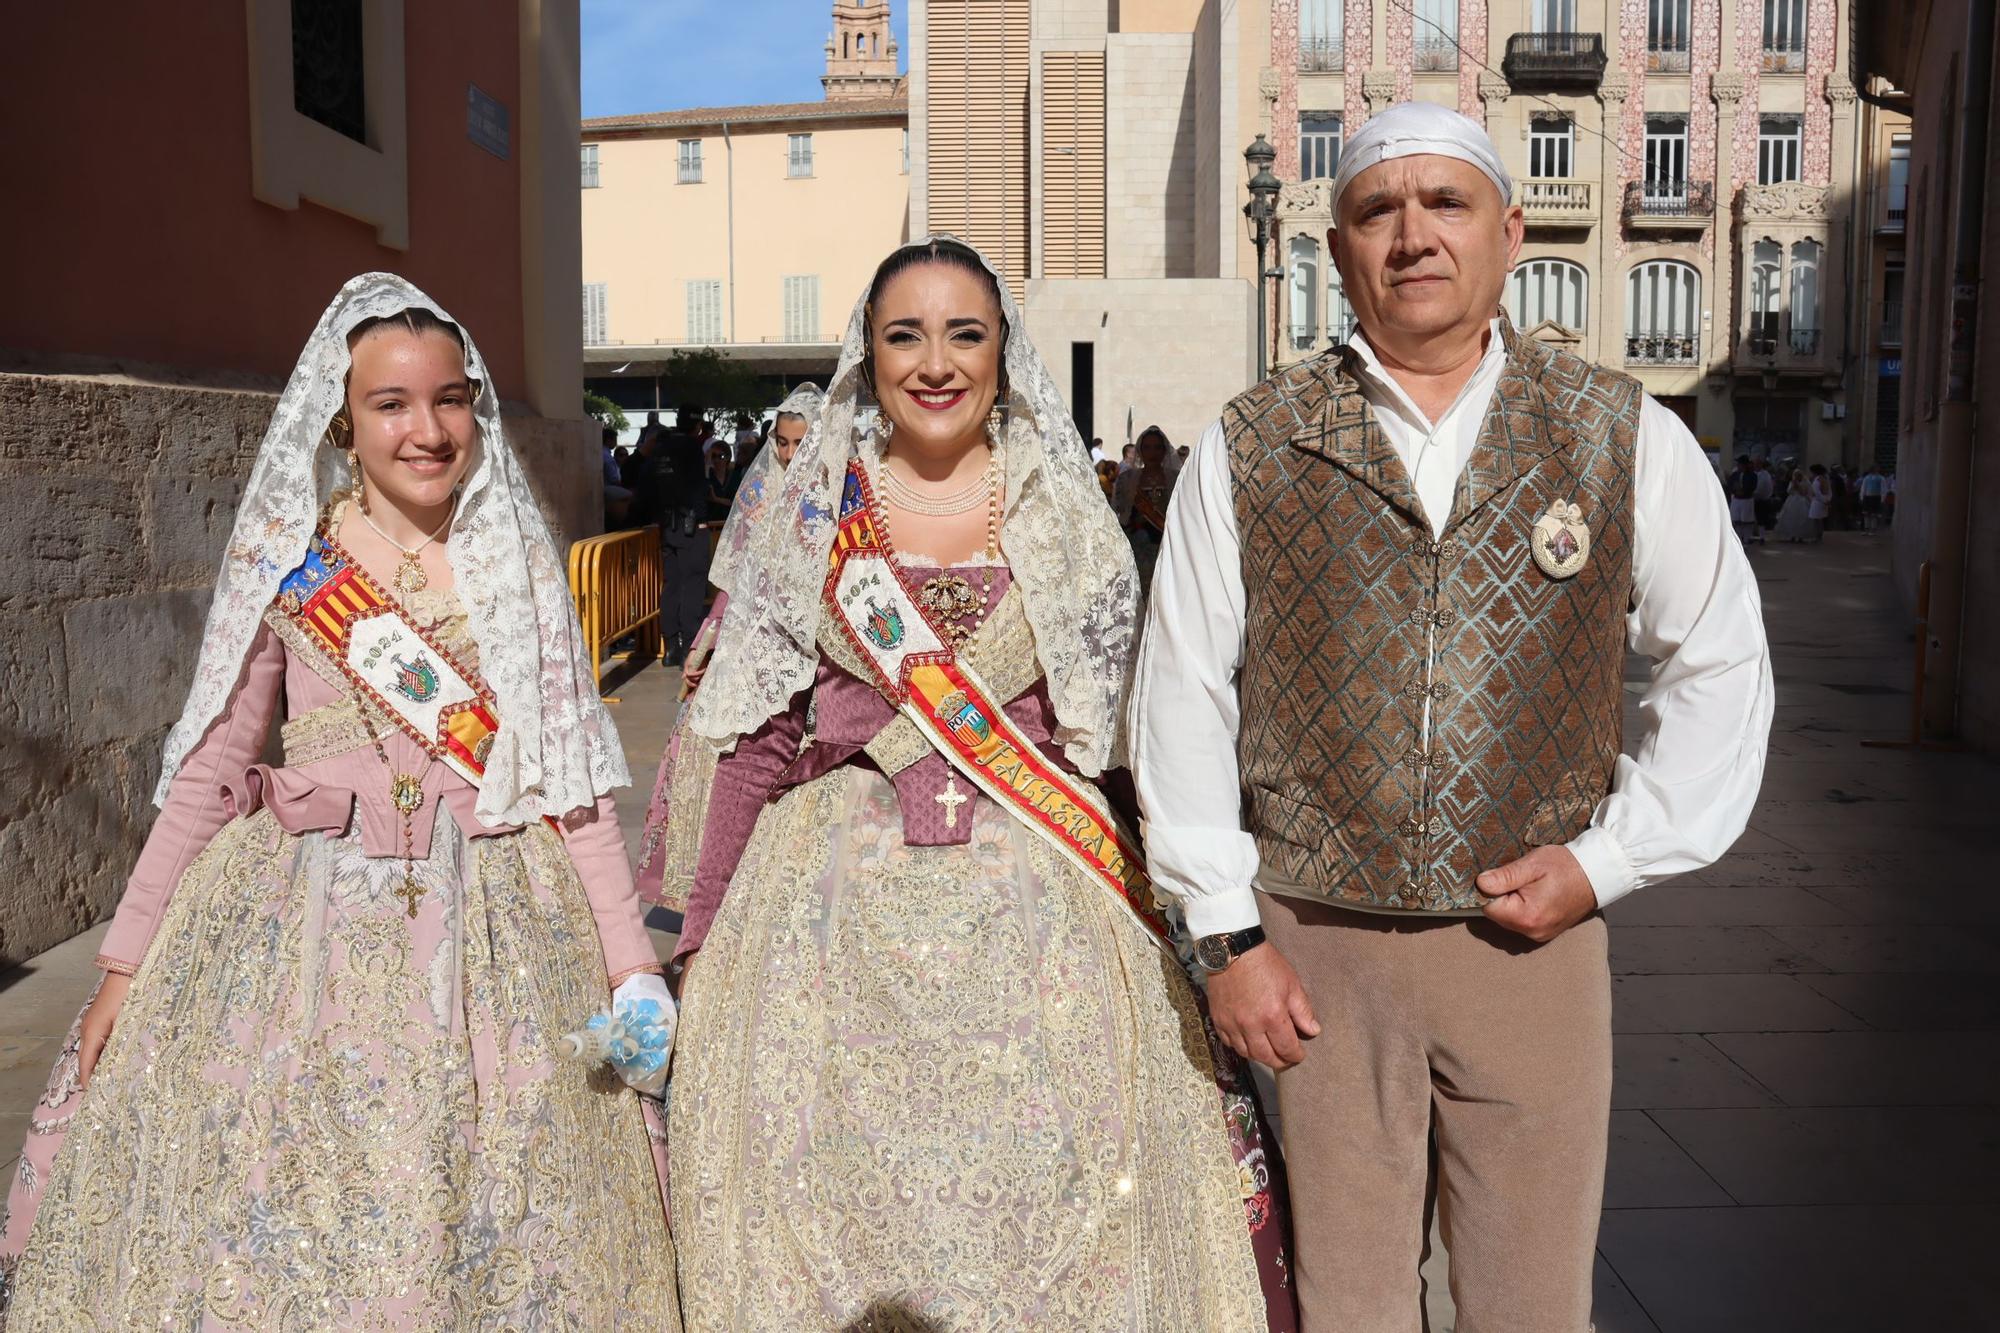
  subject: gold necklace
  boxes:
[359,500,456,595]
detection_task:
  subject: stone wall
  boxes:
[0,371,602,966]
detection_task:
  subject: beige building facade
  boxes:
[912,0,1266,451]
[579,4,911,404]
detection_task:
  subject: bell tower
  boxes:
[823,0,900,101]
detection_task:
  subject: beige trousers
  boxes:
[1259,891,1612,1333]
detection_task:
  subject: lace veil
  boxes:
[154,272,630,825]
[688,237,1138,775]
[709,382,823,599]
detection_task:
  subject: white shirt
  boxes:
[1808,474,1832,519]
[1129,325,1775,937]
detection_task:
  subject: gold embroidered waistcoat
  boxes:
[1226,319,1641,912]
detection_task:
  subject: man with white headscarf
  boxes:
[1131,102,1773,1328]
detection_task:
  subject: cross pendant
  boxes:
[935,774,969,829]
[396,867,425,919]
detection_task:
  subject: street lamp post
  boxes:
[1243,135,1283,384]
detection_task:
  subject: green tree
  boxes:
[584,391,628,432]
[662,347,763,419]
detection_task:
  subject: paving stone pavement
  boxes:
[1,531,1995,1329]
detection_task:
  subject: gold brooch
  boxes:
[1530,499,1590,580]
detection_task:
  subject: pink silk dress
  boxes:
[0,584,679,1330]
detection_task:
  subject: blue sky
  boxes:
[582,0,910,118]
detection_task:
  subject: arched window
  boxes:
[1749,238,1782,354]
[1327,265,1356,345]
[1288,235,1319,351]
[1789,238,1822,352]
[1626,260,1700,364]
[1510,258,1588,332]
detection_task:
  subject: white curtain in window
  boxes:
[1327,266,1355,345]
[1789,239,1821,332]
[1510,259,1588,331]
[1627,261,1699,336]
[1288,236,1319,351]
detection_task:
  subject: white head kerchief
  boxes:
[154,272,630,824]
[1331,101,1514,209]
[709,382,824,598]
[688,237,1138,775]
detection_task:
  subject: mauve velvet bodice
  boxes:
[677,564,1067,959]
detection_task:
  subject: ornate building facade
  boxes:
[1267,0,1870,466]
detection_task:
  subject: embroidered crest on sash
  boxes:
[275,530,504,790]
[1531,499,1591,580]
[823,461,1169,947]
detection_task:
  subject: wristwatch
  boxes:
[1194,926,1266,975]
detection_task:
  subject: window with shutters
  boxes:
[1762,0,1807,72]
[1510,259,1587,331]
[1041,50,1106,279]
[1758,115,1801,184]
[1625,261,1699,364]
[788,134,815,178]
[1886,134,1909,225]
[1647,0,1690,70]
[1288,236,1319,352]
[580,144,600,189]
[1749,239,1783,353]
[1299,0,1343,70]
[581,282,607,346]
[1414,0,1458,69]
[783,276,821,342]
[1788,238,1821,352]
[685,280,722,343]
[1327,266,1357,346]
[1644,115,1688,201]
[677,139,702,184]
[1300,113,1342,182]
[1532,0,1576,32]
[926,0,1031,298]
[1530,115,1574,179]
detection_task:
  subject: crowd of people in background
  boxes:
[1724,454,1895,548]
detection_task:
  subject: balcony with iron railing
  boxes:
[1761,45,1806,74]
[1300,38,1344,72]
[1414,37,1458,71]
[1626,332,1701,366]
[1520,179,1595,227]
[1623,179,1715,231]
[1736,317,1826,370]
[1501,32,1608,87]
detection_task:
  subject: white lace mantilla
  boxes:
[687,237,1139,775]
[154,273,629,825]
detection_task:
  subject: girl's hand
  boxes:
[79,970,134,1088]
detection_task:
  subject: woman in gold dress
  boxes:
[665,238,1283,1331]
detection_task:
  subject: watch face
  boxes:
[1196,935,1232,972]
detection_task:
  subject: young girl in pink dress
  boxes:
[0,275,679,1329]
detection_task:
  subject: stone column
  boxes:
[1825,73,1861,464]
[1476,71,1509,129]
[1596,72,1631,368]
[1711,72,1747,389]
[1363,71,1399,116]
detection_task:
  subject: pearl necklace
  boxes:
[878,457,996,516]
[873,451,1005,647]
[359,500,455,595]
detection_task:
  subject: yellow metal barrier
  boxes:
[568,526,663,688]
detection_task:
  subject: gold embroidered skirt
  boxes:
[670,768,1263,1331]
[3,810,679,1330]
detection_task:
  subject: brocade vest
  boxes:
[1226,319,1640,913]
